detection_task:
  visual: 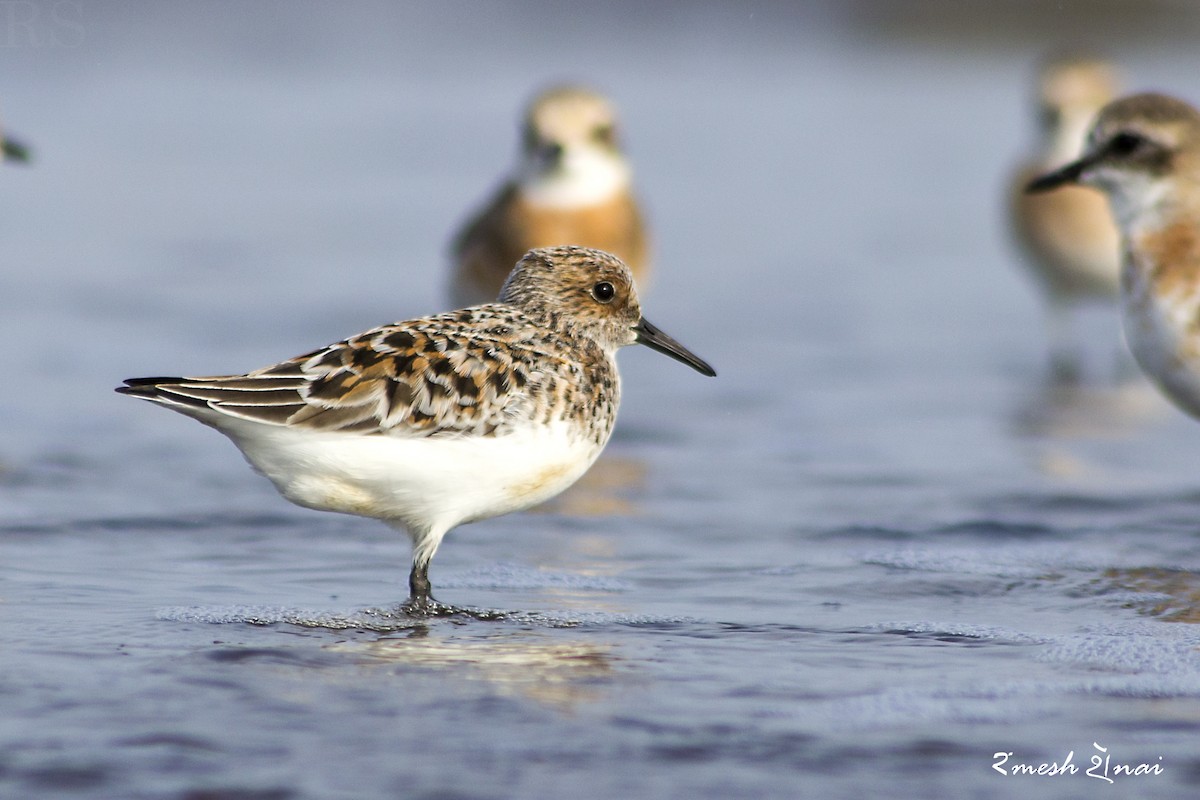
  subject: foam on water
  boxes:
[862,620,1051,644]
[9,5,1200,799]
[438,562,633,592]
[157,604,430,631]
[155,604,695,631]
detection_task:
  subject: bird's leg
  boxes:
[402,556,463,616]
[409,558,431,604]
[1046,302,1083,385]
[399,556,506,620]
[397,530,506,620]
[403,557,437,614]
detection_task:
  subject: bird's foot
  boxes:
[399,597,507,621]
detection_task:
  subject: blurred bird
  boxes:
[448,85,649,308]
[1028,93,1200,419]
[2,128,30,164]
[1010,57,1122,379]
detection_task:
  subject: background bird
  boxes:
[1028,93,1200,418]
[448,85,649,308]
[1010,56,1123,380]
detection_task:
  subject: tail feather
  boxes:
[116,377,208,410]
[117,376,311,427]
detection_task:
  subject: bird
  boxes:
[118,246,715,614]
[448,85,649,308]
[1009,56,1123,379]
[1028,93,1200,418]
[2,127,30,164]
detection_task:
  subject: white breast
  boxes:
[520,150,630,209]
[214,417,605,534]
[1121,258,1200,418]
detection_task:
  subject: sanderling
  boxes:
[118,246,714,614]
[1029,93,1200,417]
[1010,56,1122,377]
[449,85,649,307]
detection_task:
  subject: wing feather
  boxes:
[117,306,583,438]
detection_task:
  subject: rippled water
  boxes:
[6,3,1200,799]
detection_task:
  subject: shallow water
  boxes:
[6,2,1200,798]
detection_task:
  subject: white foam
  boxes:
[1038,626,1200,677]
[155,604,690,631]
[156,605,427,631]
[863,620,1051,644]
[862,543,1127,577]
[439,562,631,591]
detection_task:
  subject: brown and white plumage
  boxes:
[119,246,714,613]
[1010,57,1123,376]
[1029,93,1200,418]
[122,305,603,441]
[449,86,649,308]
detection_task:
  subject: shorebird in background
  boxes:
[1010,57,1122,379]
[2,123,30,165]
[449,86,649,308]
[119,247,714,614]
[1029,93,1200,418]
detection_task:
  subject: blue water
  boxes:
[5,2,1200,798]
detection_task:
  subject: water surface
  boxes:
[5,3,1200,798]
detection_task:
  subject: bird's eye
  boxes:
[592,281,616,303]
[1109,131,1144,157]
[592,124,615,146]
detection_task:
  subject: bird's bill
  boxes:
[633,318,717,377]
[2,137,30,163]
[1026,153,1098,193]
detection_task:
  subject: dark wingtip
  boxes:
[121,376,186,386]
[116,376,185,396]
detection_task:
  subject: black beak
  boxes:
[1026,152,1099,193]
[633,318,716,377]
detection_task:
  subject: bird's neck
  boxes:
[1046,109,1097,167]
[518,151,630,210]
[1106,173,1184,241]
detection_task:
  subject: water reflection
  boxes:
[1010,374,1168,480]
[336,631,620,710]
[1101,567,1200,624]
[536,455,647,517]
[1012,374,1164,441]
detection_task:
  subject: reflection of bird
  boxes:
[1010,57,1122,378]
[118,247,714,614]
[350,635,618,709]
[1029,93,1200,419]
[449,86,649,308]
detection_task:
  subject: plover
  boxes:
[1010,56,1122,377]
[1029,93,1200,417]
[449,86,649,307]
